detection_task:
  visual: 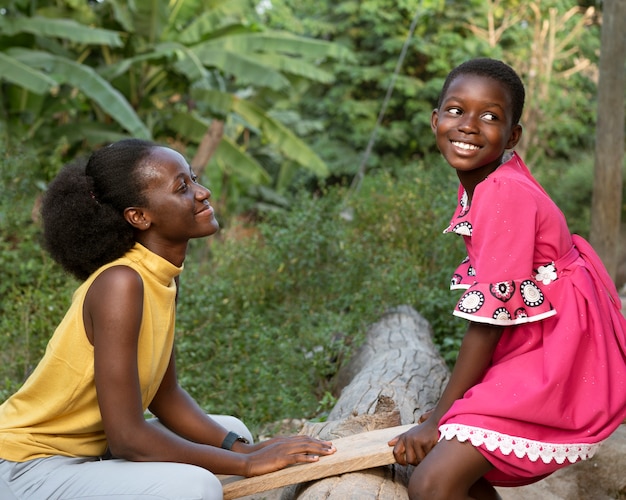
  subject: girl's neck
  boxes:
[458,152,511,201]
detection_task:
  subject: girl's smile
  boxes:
[431,73,522,196]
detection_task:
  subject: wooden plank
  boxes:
[221,424,414,499]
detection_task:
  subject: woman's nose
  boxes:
[196,184,211,200]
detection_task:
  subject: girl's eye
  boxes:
[448,107,462,116]
[179,181,188,192]
[191,174,198,183]
[483,112,498,121]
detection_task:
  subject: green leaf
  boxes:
[232,99,328,177]
[48,123,131,146]
[167,110,270,184]
[190,46,290,90]
[190,88,233,118]
[0,16,123,47]
[106,0,136,33]
[214,138,272,184]
[98,42,191,80]
[168,110,210,141]
[204,31,354,61]
[10,49,150,139]
[253,52,335,83]
[0,52,58,94]
[175,0,252,44]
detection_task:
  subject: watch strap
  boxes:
[221,431,249,450]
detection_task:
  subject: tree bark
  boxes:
[190,119,224,179]
[589,0,626,279]
[281,305,450,499]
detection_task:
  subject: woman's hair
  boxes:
[438,58,526,126]
[41,139,157,281]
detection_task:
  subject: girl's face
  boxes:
[431,74,522,179]
[136,147,219,243]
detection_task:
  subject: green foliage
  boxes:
[266,0,601,184]
[0,144,76,401]
[175,157,467,430]
[0,0,353,213]
[532,152,594,238]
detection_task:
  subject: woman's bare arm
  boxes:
[86,266,334,476]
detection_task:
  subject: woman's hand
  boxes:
[388,415,439,466]
[239,435,336,477]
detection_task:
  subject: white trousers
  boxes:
[0,415,253,500]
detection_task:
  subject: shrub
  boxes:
[0,145,76,401]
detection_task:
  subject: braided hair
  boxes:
[438,58,526,126]
[42,139,157,280]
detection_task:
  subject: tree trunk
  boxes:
[589,0,626,280]
[281,305,450,499]
[190,119,224,179]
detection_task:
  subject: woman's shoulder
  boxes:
[94,264,143,286]
[86,265,144,305]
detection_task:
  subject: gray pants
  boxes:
[0,415,253,500]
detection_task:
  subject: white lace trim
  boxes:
[439,424,602,465]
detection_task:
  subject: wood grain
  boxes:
[220,424,414,499]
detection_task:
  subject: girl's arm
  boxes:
[86,266,334,477]
[390,322,503,465]
[429,321,503,423]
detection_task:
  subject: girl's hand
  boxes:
[388,416,439,466]
[241,435,336,477]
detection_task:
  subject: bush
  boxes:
[175,157,467,430]
[0,145,76,401]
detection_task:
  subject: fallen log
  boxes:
[283,305,450,499]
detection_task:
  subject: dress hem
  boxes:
[439,424,601,465]
[452,309,557,326]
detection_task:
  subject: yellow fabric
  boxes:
[0,243,182,462]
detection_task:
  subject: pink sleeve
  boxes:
[450,176,556,326]
[469,176,537,283]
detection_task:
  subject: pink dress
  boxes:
[439,152,626,486]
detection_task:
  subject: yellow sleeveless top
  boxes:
[0,243,182,461]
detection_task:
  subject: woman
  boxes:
[0,139,335,499]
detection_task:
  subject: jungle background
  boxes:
[0,0,621,436]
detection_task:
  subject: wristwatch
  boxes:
[221,430,250,450]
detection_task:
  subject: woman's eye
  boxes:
[179,182,188,192]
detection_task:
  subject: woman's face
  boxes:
[138,147,219,243]
[431,73,521,178]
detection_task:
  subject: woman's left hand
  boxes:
[236,435,336,477]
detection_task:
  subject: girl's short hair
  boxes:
[42,139,157,280]
[438,58,526,126]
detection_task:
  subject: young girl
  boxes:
[0,139,335,499]
[389,58,626,499]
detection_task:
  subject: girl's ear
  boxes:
[431,108,439,133]
[506,124,523,149]
[124,207,151,230]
